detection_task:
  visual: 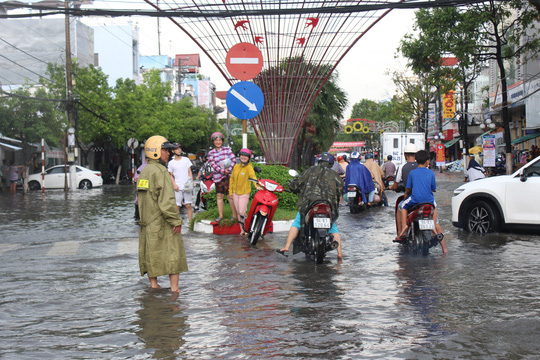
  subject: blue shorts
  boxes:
[402,197,437,210]
[291,211,339,234]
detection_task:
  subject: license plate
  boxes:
[347,192,356,198]
[388,181,394,186]
[418,219,435,230]
[314,217,331,229]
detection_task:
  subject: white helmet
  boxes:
[404,144,418,154]
[351,151,360,159]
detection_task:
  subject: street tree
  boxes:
[293,71,347,167]
[0,85,65,164]
[400,1,539,173]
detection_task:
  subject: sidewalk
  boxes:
[193,219,294,234]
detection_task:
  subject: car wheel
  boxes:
[79,179,93,190]
[465,200,498,233]
[28,181,41,190]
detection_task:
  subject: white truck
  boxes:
[380,132,426,166]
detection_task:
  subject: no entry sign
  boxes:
[226,42,263,80]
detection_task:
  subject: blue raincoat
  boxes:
[345,158,375,204]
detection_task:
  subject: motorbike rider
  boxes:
[363,153,388,206]
[382,155,396,178]
[392,144,418,237]
[345,151,375,205]
[279,152,344,260]
[397,150,448,254]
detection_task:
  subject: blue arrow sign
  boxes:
[226,81,264,120]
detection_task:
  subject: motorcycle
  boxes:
[346,184,367,213]
[347,182,384,213]
[289,170,339,263]
[393,195,444,256]
[491,154,506,176]
[199,170,215,210]
[383,175,395,189]
[244,171,285,245]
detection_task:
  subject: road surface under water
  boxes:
[0,172,539,359]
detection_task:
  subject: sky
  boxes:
[83,6,417,120]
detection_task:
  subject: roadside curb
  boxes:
[193,219,294,234]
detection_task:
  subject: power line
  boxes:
[0,0,490,19]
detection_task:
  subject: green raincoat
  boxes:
[137,159,188,277]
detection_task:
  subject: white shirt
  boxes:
[168,157,193,190]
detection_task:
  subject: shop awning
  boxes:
[511,132,540,145]
[0,141,22,151]
[444,137,461,148]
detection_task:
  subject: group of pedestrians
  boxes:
[135,133,262,292]
[0,159,23,194]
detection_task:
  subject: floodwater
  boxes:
[1,172,539,359]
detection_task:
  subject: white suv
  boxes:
[452,156,540,233]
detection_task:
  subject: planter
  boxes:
[213,222,242,235]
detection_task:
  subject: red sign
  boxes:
[436,144,445,166]
[226,42,263,81]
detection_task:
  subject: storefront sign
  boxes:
[482,135,496,167]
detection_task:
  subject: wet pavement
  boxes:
[1,171,539,359]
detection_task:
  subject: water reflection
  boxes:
[134,289,189,359]
[394,255,452,344]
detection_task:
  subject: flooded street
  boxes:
[1,172,539,359]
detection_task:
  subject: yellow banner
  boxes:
[443,91,455,119]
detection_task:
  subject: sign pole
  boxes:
[41,138,45,194]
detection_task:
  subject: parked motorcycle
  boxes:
[244,170,285,245]
[289,169,339,263]
[199,170,215,210]
[393,195,443,256]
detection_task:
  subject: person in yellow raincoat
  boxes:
[137,135,188,292]
[363,153,388,206]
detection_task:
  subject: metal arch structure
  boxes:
[142,0,404,165]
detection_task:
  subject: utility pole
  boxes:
[157,0,161,55]
[65,0,75,191]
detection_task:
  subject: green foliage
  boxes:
[0,84,66,157]
[250,164,298,211]
[200,164,298,212]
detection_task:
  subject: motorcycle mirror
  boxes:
[288,169,299,177]
[253,166,262,173]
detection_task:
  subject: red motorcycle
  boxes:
[394,195,443,256]
[199,171,215,210]
[244,177,285,245]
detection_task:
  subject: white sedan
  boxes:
[452,155,540,233]
[27,165,103,190]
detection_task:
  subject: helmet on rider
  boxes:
[239,148,252,158]
[210,132,225,141]
[318,152,335,165]
[342,154,348,161]
[171,142,181,150]
[365,153,374,159]
[238,148,252,163]
[350,151,360,159]
[336,155,344,162]
[144,135,173,159]
[404,143,418,154]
